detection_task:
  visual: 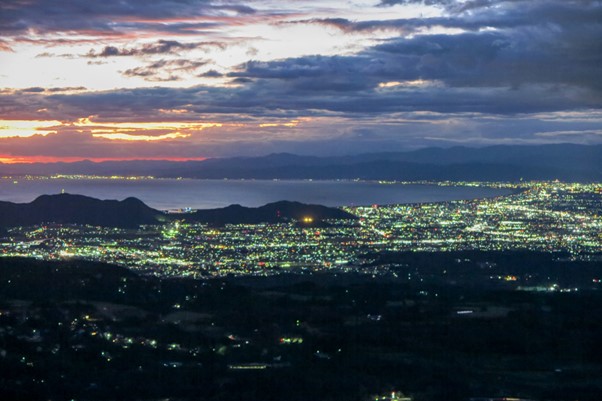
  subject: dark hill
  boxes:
[0,193,165,229]
[184,200,357,225]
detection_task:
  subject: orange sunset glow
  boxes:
[0,155,207,164]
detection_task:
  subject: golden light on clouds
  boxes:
[159,108,190,115]
[0,156,25,164]
[92,132,191,141]
[71,117,223,141]
[0,117,227,145]
[377,80,440,89]
[259,119,300,128]
[378,81,403,88]
[0,116,308,146]
[73,117,222,131]
[0,120,62,138]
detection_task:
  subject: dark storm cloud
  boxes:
[1,80,596,126]
[371,30,601,92]
[232,0,602,111]
[0,0,256,37]
[226,24,600,102]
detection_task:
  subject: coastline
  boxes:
[0,177,521,210]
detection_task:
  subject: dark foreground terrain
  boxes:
[1,252,601,401]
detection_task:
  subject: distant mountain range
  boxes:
[1,144,601,181]
[0,194,355,229]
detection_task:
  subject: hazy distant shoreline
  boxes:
[1,145,601,182]
[0,178,514,210]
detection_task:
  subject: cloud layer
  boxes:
[0,0,601,160]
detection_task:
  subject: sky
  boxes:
[0,0,601,162]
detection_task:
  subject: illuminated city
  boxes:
[2,180,601,400]
[2,181,600,280]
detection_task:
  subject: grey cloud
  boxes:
[86,40,227,58]
[0,1,599,128]
[229,55,383,92]
[229,77,254,84]
[12,86,87,94]
[122,59,209,81]
[283,17,422,34]
[378,0,598,14]
[35,52,76,58]
[2,84,601,158]
[20,87,46,93]
[230,0,602,107]
[0,0,256,37]
[377,0,516,13]
[46,87,87,92]
[0,39,13,52]
[2,80,595,124]
[212,4,256,15]
[292,1,602,35]
[92,46,126,57]
[199,69,224,78]
[378,0,452,5]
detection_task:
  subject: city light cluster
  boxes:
[1,181,601,278]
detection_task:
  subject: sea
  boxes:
[0,178,513,210]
